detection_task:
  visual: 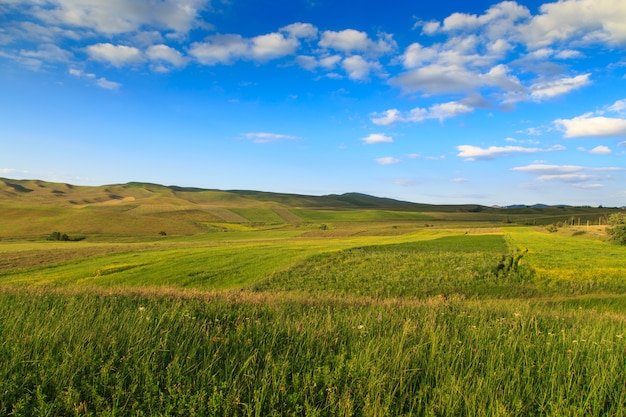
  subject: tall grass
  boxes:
[0,288,624,416]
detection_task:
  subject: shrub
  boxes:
[606,213,626,245]
[46,231,84,242]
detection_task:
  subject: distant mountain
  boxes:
[503,204,556,209]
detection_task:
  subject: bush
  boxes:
[606,213,626,245]
[46,231,84,242]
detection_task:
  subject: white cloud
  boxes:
[68,68,95,79]
[589,145,612,155]
[555,114,626,138]
[391,1,623,107]
[36,0,209,34]
[341,55,382,81]
[146,44,186,68]
[19,43,72,63]
[189,34,248,65]
[319,29,396,56]
[295,53,341,71]
[421,21,440,35]
[242,132,297,144]
[375,157,400,165]
[361,133,392,144]
[427,102,474,121]
[371,109,402,126]
[280,22,318,39]
[520,0,626,49]
[371,100,473,125]
[438,1,531,38]
[390,62,524,97]
[555,49,583,59]
[607,99,626,114]
[86,43,143,67]
[189,32,299,65]
[400,42,439,69]
[69,67,119,89]
[619,141,626,148]
[511,164,624,183]
[529,73,591,100]
[573,183,605,189]
[95,77,121,90]
[457,144,564,161]
[250,32,299,61]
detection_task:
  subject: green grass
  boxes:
[254,235,537,298]
[1,205,626,416]
[289,209,436,222]
[505,226,626,294]
[0,288,624,416]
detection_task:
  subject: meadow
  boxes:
[1,179,625,416]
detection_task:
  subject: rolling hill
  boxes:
[0,177,619,239]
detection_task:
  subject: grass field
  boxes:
[1,179,625,416]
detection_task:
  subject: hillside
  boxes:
[0,178,431,209]
[1,178,620,239]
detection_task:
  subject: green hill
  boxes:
[0,178,620,239]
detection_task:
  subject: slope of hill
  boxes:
[1,178,620,240]
[0,178,453,239]
[0,178,460,211]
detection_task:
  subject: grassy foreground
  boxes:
[1,195,625,416]
[1,288,624,417]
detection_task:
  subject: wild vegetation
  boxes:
[0,178,625,416]
[607,212,626,245]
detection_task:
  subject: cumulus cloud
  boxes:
[146,44,186,68]
[241,132,298,144]
[189,34,248,65]
[555,114,626,138]
[371,100,474,125]
[457,144,565,161]
[361,133,393,144]
[295,54,341,71]
[341,55,383,81]
[280,22,318,39]
[250,33,299,61]
[438,1,531,39]
[589,145,612,154]
[390,1,624,107]
[86,43,143,67]
[36,0,210,34]
[375,157,400,165]
[189,32,298,65]
[520,0,626,49]
[319,29,396,56]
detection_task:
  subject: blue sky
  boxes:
[1,0,625,206]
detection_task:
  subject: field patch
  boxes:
[254,234,535,298]
[505,227,626,294]
[290,209,436,222]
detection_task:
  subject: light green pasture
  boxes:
[504,226,626,293]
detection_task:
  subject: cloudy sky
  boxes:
[1,0,625,206]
